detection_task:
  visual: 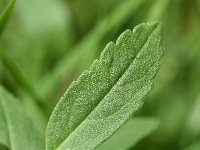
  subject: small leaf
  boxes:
[96,118,159,150]
[0,0,15,35]
[46,22,163,150]
[0,86,44,150]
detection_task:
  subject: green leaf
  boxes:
[53,0,146,77]
[0,0,15,35]
[0,0,46,111]
[46,22,163,150]
[41,0,146,101]
[0,86,44,150]
[96,118,159,150]
[0,48,45,108]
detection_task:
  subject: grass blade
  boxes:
[0,0,15,35]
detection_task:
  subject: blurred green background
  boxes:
[0,0,200,149]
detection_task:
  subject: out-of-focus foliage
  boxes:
[97,118,159,150]
[184,140,200,150]
[0,86,44,150]
[0,0,15,34]
[0,0,200,149]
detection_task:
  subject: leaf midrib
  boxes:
[56,25,158,150]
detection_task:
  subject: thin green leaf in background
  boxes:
[0,0,15,35]
[0,0,46,112]
[0,0,48,139]
[97,118,159,150]
[46,22,163,150]
[0,86,44,150]
[0,49,44,106]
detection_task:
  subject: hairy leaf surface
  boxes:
[46,22,163,150]
[0,86,43,150]
[97,118,159,150]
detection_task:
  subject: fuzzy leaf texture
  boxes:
[46,22,163,150]
[0,0,15,35]
[0,86,43,150]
